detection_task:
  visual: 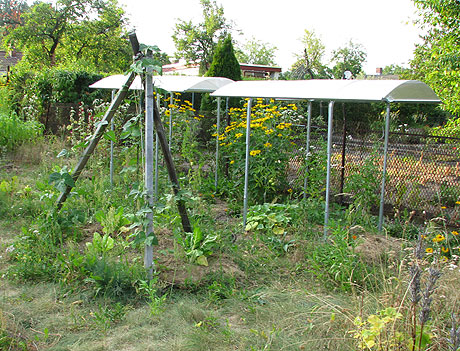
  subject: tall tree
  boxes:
[0,0,28,32]
[201,35,241,112]
[2,0,131,72]
[410,0,460,116]
[236,37,277,66]
[206,34,241,80]
[172,0,232,75]
[330,40,367,79]
[290,29,329,79]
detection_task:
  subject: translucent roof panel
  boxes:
[210,79,440,103]
[89,74,233,93]
[89,74,143,90]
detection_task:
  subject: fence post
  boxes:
[243,98,253,228]
[323,101,335,240]
[303,101,312,199]
[144,49,155,277]
[378,102,391,231]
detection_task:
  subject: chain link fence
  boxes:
[287,125,460,224]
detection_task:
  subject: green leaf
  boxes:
[48,172,61,184]
[103,130,116,142]
[196,255,208,266]
[145,232,159,246]
[273,226,285,235]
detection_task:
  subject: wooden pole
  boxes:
[153,95,193,233]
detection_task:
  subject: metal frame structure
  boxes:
[210,79,440,234]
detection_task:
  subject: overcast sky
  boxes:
[121,0,422,74]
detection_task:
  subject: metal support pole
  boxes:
[144,52,155,276]
[191,92,195,109]
[378,103,391,231]
[243,99,253,228]
[339,103,347,205]
[169,92,173,149]
[303,101,312,199]
[154,91,160,202]
[215,97,221,191]
[323,101,335,240]
[110,89,116,187]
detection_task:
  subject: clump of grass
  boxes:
[0,113,43,154]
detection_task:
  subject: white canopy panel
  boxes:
[210,79,440,103]
[89,74,234,93]
[89,74,143,90]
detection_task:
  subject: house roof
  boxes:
[210,79,440,103]
[0,50,23,71]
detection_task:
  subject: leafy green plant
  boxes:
[245,203,298,235]
[86,232,114,257]
[48,166,74,193]
[0,112,43,152]
[352,307,405,350]
[219,100,299,203]
[136,278,167,316]
[175,226,218,266]
[94,206,130,236]
[91,303,127,331]
[308,224,372,292]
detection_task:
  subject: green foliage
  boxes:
[330,40,367,79]
[344,150,381,225]
[206,35,241,81]
[235,37,278,66]
[175,225,218,266]
[2,0,131,71]
[410,0,460,116]
[201,35,241,112]
[90,302,127,331]
[48,166,75,193]
[172,0,232,75]
[0,112,43,152]
[94,206,130,236]
[245,203,297,236]
[352,307,405,350]
[290,29,329,79]
[7,66,105,131]
[136,277,167,316]
[86,232,115,257]
[245,202,298,255]
[308,225,372,292]
[218,100,298,204]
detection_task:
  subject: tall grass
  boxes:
[0,113,44,152]
[0,86,44,153]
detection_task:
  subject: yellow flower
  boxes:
[250,150,261,156]
[425,248,433,253]
[456,201,460,205]
[441,206,447,209]
[235,133,243,139]
[452,231,459,236]
[441,246,449,253]
[432,234,446,243]
[264,142,272,148]
[230,160,235,164]
[288,188,293,193]
[265,129,274,135]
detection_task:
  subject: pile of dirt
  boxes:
[351,226,406,264]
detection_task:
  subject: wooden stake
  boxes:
[153,96,193,233]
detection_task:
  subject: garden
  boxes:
[1,71,460,351]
